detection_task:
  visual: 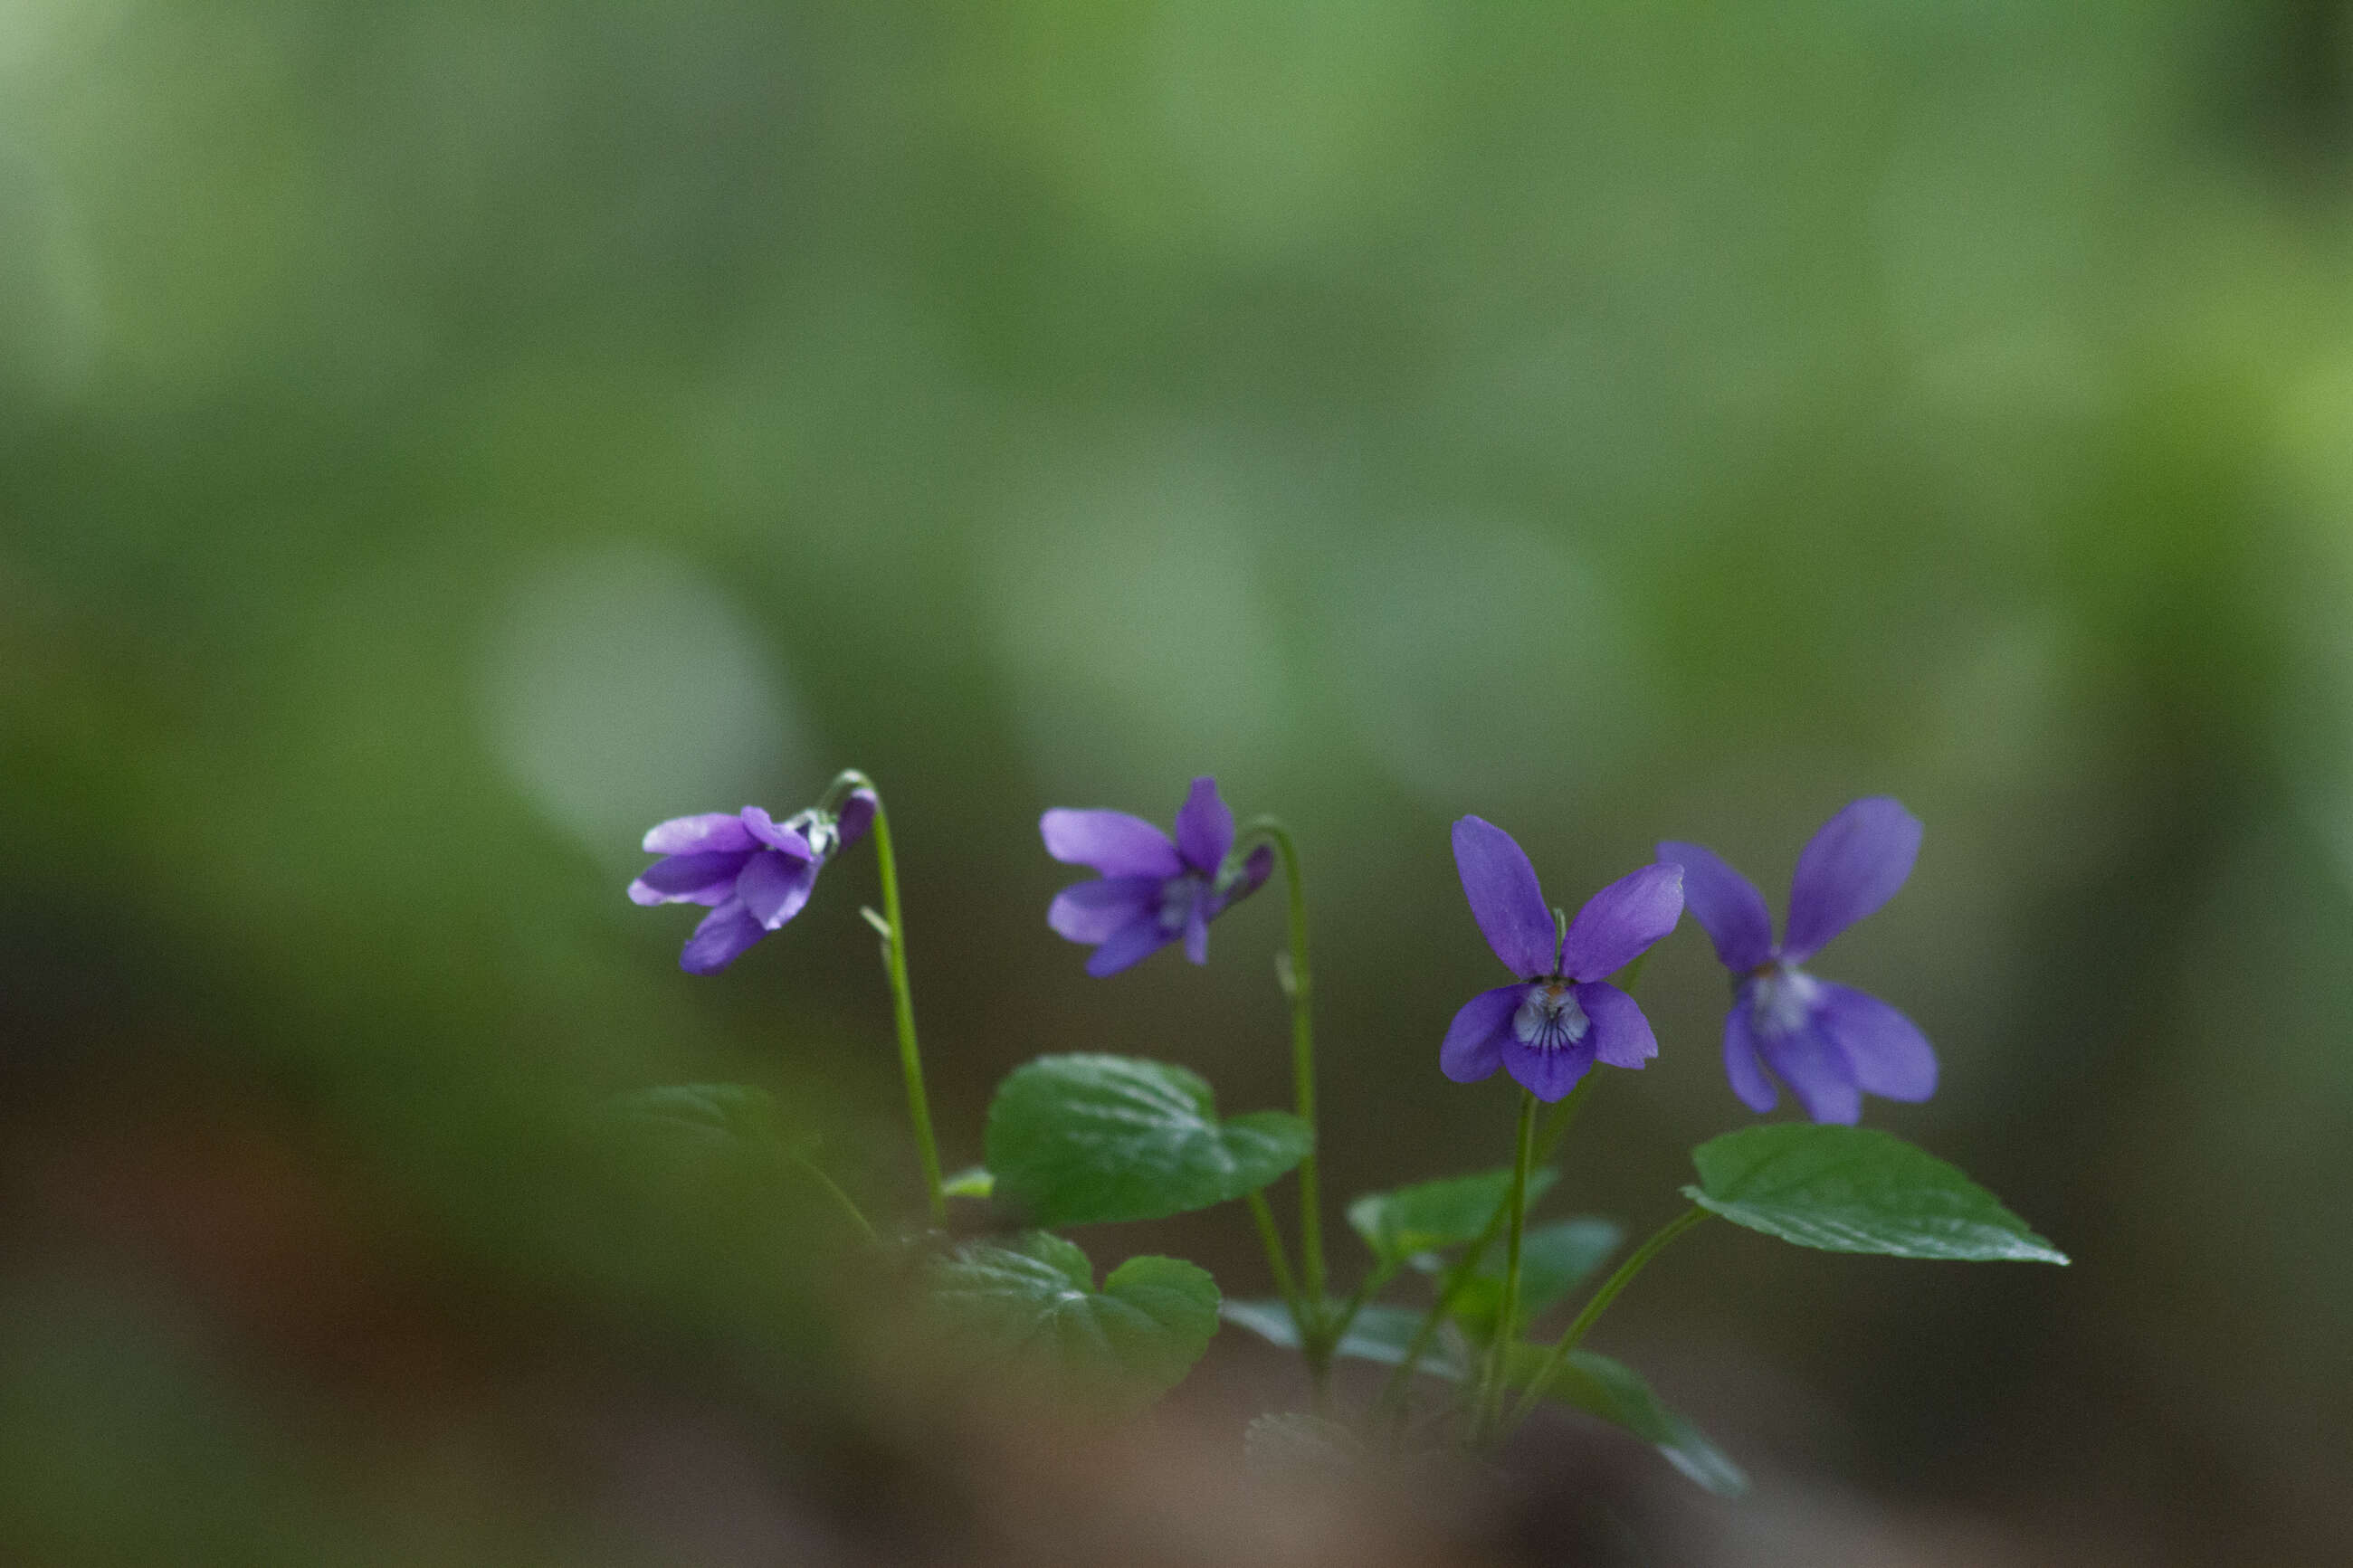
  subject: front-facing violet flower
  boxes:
[630,789,876,974]
[1042,776,1273,977]
[1442,817,1685,1101]
[1658,797,1935,1124]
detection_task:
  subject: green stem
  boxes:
[1234,817,1327,1381]
[826,770,946,1226]
[1373,1070,1605,1424]
[1505,1204,1709,1432]
[787,1153,881,1244]
[1319,1258,1397,1350]
[1246,1188,1303,1325]
[1477,1090,1539,1444]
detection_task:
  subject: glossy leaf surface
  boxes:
[986,1054,1311,1226]
[930,1231,1220,1406]
[1686,1125,2068,1263]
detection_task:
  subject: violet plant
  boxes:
[614,768,2065,1482]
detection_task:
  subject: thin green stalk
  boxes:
[787,1153,881,1244]
[1477,1090,1539,1444]
[825,770,946,1226]
[1246,1189,1303,1324]
[1234,817,1327,1382]
[1505,1204,1709,1432]
[1374,1071,1604,1423]
[1319,1258,1397,1350]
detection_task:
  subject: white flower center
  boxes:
[1749,965,1823,1040]
[1512,982,1588,1052]
[786,808,838,860]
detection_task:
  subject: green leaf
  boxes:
[1220,1299,1467,1377]
[1509,1345,1748,1497]
[1685,1125,2069,1263]
[1448,1219,1624,1338]
[985,1054,1312,1226]
[942,1165,995,1199]
[929,1231,1220,1407]
[1348,1166,1561,1266]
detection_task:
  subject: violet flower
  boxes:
[1043,776,1274,977]
[1658,797,1935,1124]
[1441,817,1685,1102]
[630,789,877,974]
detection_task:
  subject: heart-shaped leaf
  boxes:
[930,1231,1219,1406]
[1348,1166,1561,1266]
[1447,1219,1624,1338]
[986,1055,1311,1226]
[1509,1345,1748,1496]
[1685,1125,2069,1263]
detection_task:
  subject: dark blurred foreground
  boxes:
[0,1024,2166,1568]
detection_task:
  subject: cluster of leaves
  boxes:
[610,1055,2063,1487]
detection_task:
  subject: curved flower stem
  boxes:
[1373,1070,1605,1426]
[1233,816,1328,1385]
[1476,1089,1539,1443]
[1503,1204,1709,1433]
[824,770,946,1226]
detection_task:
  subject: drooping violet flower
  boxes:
[1042,776,1274,977]
[1441,817,1684,1102]
[1658,797,1935,1124]
[630,788,877,974]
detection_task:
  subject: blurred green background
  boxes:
[6,0,2353,1563]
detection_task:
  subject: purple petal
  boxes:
[738,851,818,929]
[1174,775,1235,874]
[1573,981,1656,1069]
[1558,863,1684,981]
[1721,1001,1777,1112]
[739,806,816,861]
[1452,816,1557,978]
[1501,1036,1595,1103]
[681,898,767,974]
[1655,841,1773,971]
[1756,1020,1862,1125]
[1815,983,1937,1102]
[628,850,754,907]
[1040,809,1183,879]
[835,788,878,848]
[1783,797,1920,963]
[643,813,757,856]
[1048,877,1158,943]
[1441,984,1522,1083]
[1183,898,1210,965]
[1083,912,1176,977]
